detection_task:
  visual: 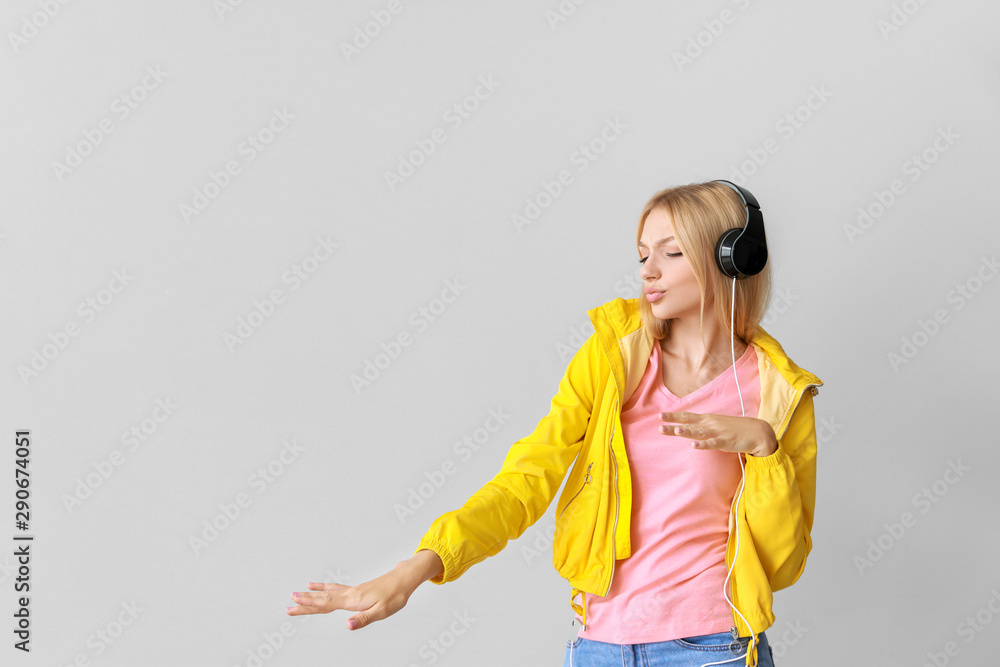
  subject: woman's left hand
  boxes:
[659,411,777,457]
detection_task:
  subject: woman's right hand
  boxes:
[286,550,443,630]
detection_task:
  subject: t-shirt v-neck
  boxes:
[654,341,756,403]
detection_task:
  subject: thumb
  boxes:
[347,610,373,630]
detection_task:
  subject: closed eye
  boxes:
[639,252,683,264]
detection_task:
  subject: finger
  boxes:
[307,581,344,592]
[659,411,699,424]
[658,423,706,437]
[292,591,328,608]
[286,604,320,616]
[691,437,718,450]
[348,604,382,631]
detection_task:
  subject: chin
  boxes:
[650,303,675,319]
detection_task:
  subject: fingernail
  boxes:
[286,606,295,612]
[348,619,357,629]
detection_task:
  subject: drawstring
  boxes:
[569,587,587,630]
[746,638,758,666]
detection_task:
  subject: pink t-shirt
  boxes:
[576,340,761,644]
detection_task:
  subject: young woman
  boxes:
[285,180,823,667]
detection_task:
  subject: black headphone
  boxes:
[711,180,768,280]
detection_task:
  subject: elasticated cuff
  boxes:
[743,441,791,471]
[413,538,460,585]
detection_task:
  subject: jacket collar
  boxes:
[588,297,822,435]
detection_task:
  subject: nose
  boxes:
[639,259,658,281]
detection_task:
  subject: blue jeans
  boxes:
[562,630,775,667]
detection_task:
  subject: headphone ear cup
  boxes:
[715,227,743,278]
[716,227,767,279]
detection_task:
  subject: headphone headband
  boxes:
[711,180,768,279]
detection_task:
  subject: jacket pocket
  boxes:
[558,461,593,520]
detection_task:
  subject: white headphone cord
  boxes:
[699,276,757,667]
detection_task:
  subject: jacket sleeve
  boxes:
[742,387,818,592]
[413,332,599,584]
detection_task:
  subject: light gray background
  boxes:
[2,1,999,665]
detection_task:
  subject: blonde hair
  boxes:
[636,180,772,355]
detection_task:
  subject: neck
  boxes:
[659,307,746,371]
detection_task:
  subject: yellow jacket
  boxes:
[414,297,823,667]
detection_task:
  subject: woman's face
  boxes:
[638,207,708,321]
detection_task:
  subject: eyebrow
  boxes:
[637,236,675,249]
